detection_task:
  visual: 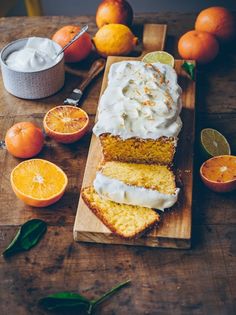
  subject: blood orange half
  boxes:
[200,155,236,192]
[43,105,89,143]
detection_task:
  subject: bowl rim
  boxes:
[0,36,64,74]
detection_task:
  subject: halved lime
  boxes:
[200,128,231,158]
[142,51,175,67]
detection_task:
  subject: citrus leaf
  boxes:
[38,280,131,314]
[39,292,91,311]
[182,61,195,80]
[2,219,47,257]
[92,279,131,307]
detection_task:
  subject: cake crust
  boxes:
[82,186,160,239]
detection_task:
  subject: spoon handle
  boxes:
[80,58,106,92]
[64,58,106,106]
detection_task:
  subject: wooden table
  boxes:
[0,14,235,315]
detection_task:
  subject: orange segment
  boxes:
[45,106,87,133]
[200,128,231,157]
[11,159,68,207]
[201,155,236,182]
[142,51,175,67]
[43,106,89,143]
[200,155,236,193]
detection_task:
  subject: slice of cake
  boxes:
[93,161,180,211]
[93,60,182,165]
[82,186,160,239]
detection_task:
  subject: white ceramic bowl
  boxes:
[0,37,65,99]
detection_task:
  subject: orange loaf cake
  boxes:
[93,61,182,165]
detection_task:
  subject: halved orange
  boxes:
[43,105,89,143]
[200,128,231,158]
[10,159,68,207]
[200,155,236,192]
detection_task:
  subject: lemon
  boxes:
[142,51,175,67]
[200,128,231,158]
[93,24,138,57]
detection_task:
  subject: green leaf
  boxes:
[89,279,131,314]
[2,219,47,257]
[92,279,131,306]
[38,280,131,314]
[39,292,91,311]
[182,61,195,80]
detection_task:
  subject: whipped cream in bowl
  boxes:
[5,37,60,72]
[0,37,64,99]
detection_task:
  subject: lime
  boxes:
[142,51,175,67]
[200,128,231,158]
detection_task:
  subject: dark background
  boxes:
[7,0,236,16]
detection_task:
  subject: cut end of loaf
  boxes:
[99,134,176,165]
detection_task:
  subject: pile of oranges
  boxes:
[52,0,137,61]
[52,3,236,65]
[178,6,235,64]
[5,106,89,208]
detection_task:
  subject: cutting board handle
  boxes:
[141,24,167,56]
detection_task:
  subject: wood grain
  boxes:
[142,23,167,54]
[1,224,236,315]
[74,24,195,248]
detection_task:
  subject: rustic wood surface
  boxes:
[0,13,236,315]
[74,23,195,248]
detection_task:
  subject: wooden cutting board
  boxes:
[73,24,195,249]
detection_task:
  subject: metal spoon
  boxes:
[55,24,89,59]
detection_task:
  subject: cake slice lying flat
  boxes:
[93,161,180,211]
[82,186,160,239]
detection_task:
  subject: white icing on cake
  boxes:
[93,172,180,211]
[93,60,182,140]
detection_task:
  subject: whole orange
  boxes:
[52,25,93,63]
[195,6,235,41]
[178,30,219,64]
[5,122,44,158]
[96,0,133,28]
[93,24,138,57]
